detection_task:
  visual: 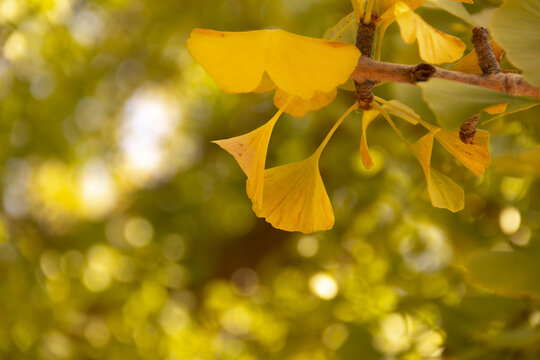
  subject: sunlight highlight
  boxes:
[309,273,338,300]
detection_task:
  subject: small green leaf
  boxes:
[323,12,357,44]
[467,250,540,298]
[490,0,540,87]
[419,79,537,128]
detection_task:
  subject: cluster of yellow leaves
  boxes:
[188,29,359,117]
[188,0,494,234]
[363,99,489,213]
[351,0,471,64]
[188,29,361,233]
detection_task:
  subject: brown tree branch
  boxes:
[471,27,500,75]
[350,57,540,100]
[459,27,499,144]
[354,14,377,110]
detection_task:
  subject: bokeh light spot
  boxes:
[309,273,338,300]
[124,217,154,248]
[499,206,521,235]
[322,323,349,350]
[297,236,318,258]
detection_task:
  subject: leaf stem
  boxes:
[374,21,389,61]
[330,18,356,41]
[364,0,375,24]
[372,101,409,146]
[315,102,359,158]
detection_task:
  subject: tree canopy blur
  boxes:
[1,0,540,359]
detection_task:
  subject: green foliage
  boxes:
[467,249,540,298]
[420,79,538,128]
[491,0,540,87]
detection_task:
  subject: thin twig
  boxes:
[350,57,540,100]
[458,28,500,144]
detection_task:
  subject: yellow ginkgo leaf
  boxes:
[253,72,276,93]
[409,130,437,175]
[394,1,465,64]
[379,0,473,23]
[213,99,292,208]
[435,129,490,175]
[187,28,361,99]
[450,41,504,74]
[251,103,358,233]
[409,130,464,212]
[274,89,337,117]
[484,103,508,114]
[360,109,380,169]
[378,0,424,23]
[428,168,465,212]
[251,154,334,234]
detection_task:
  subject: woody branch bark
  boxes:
[350,57,540,100]
[354,14,377,110]
[460,27,500,143]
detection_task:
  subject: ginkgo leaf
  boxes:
[213,101,291,208]
[187,28,361,99]
[419,79,538,128]
[394,1,466,64]
[480,102,540,126]
[409,130,464,212]
[253,72,276,93]
[379,0,472,23]
[450,41,504,74]
[250,103,358,233]
[490,0,540,87]
[435,129,490,175]
[378,0,424,23]
[323,12,357,44]
[360,109,380,169]
[274,89,337,117]
[251,154,334,234]
[409,130,437,177]
[483,103,508,115]
[428,168,465,212]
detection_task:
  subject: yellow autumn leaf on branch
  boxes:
[187,28,360,100]
[394,1,465,64]
[360,109,380,169]
[435,129,490,176]
[213,99,292,208]
[379,0,473,22]
[251,103,358,233]
[251,154,334,234]
[274,89,337,118]
[409,130,465,212]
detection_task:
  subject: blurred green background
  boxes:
[0,0,539,359]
